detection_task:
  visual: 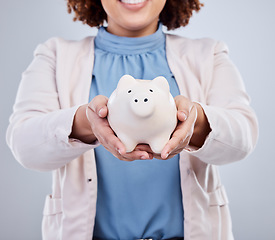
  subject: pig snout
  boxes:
[130,93,155,118]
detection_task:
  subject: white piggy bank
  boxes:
[107,75,177,153]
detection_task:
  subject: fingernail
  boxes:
[98,108,104,117]
[140,155,147,160]
[180,111,188,121]
[117,148,121,155]
[164,152,169,159]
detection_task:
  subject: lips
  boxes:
[119,0,148,11]
[120,0,147,4]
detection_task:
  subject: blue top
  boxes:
[90,24,184,240]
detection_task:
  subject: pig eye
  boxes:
[128,90,132,93]
[149,89,153,92]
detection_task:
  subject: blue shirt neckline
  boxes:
[94,24,165,55]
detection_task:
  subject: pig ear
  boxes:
[116,75,137,92]
[152,76,170,92]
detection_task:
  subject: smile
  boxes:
[120,0,147,4]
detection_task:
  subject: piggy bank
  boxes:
[107,75,177,153]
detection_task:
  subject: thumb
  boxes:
[87,95,109,118]
[174,95,194,122]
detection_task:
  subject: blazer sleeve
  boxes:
[186,41,259,165]
[6,39,96,172]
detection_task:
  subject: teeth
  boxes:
[121,0,146,4]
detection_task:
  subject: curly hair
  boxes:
[67,0,203,30]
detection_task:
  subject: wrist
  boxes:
[69,104,97,144]
[189,103,211,148]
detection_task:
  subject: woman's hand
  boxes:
[156,95,197,159]
[148,95,211,160]
[85,95,153,161]
[70,95,210,161]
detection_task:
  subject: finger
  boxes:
[121,149,153,161]
[134,144,157,160]
[87,107,126,154]
[88,95,109,118]
[114,146,154,161]
[161,106,197,159]
[161,135,190,159]
[177,110,188,122]
[97,129,126,156]
[114,144,154,161]
[151,153,163,160]
[134,144,153,153]
[174,95,194,121]
[134,145,164,160]
[96,126,126,155]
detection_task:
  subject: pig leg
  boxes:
[149,134,170,154]
[117,133,137,153]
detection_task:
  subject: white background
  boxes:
[1,0,274,239]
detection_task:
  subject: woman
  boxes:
[6,0,258,239]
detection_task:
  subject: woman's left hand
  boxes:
[136,95,197,159]
[159,95,197,159]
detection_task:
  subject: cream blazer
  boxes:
[6,33,258,240]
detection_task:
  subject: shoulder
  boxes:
[33,36,95,58]
[166,33,229,57]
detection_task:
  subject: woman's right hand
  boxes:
[85,95,153,161]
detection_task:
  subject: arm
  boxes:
[156,40,258,165]
[6,40,94,172]
[6,39,153,172]
[160,41,258,164]
[188,42,259,165]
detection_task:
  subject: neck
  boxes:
[106,20,159,38]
